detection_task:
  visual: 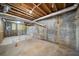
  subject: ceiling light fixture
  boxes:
[29,10,32,14]
[26,9,33,15]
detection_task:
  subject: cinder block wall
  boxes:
[27,11,76,49]
[37,11,76,49]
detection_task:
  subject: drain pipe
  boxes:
[33,4,78,22]
[0,13,46,28]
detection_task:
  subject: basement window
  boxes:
[2,18,27,37]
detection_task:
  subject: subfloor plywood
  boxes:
[0,39,79,56]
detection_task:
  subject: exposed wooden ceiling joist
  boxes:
[43,4,52,13]
[33,3,47,15]
[11,7,36,20]
[8,4,36,20]
[55,3,66,10]
[21,3,40,19]
[9,9,35,20]
[0,3,74,21]
[23,3,44,17]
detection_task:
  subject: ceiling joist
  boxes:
[33,3,47,15]
[0,3,74,21]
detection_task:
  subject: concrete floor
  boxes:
[0,35,31,45]
[0,39,79,56]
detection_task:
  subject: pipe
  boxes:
[0,13,46,28]
[33,4,78,22]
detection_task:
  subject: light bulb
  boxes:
[29,10,32,14]
[26,9,32,14]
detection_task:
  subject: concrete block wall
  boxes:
[0,18,4,43]
[75,19,79,51]
[27,11,76,49]
[37,11,76,49]
[59,12,76,48]
[37,17,57,42]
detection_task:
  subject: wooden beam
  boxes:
[33,3,47,15]
[10,7,35,19]
[10,9,35,19]
[8,9,34,20]
[55,3,66,10]
[8,4,36,19]
[43,4,52,13]
[8,12,30,20]
[21,3,40,18]
[52,4,58,11]
[22,3,43,17]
